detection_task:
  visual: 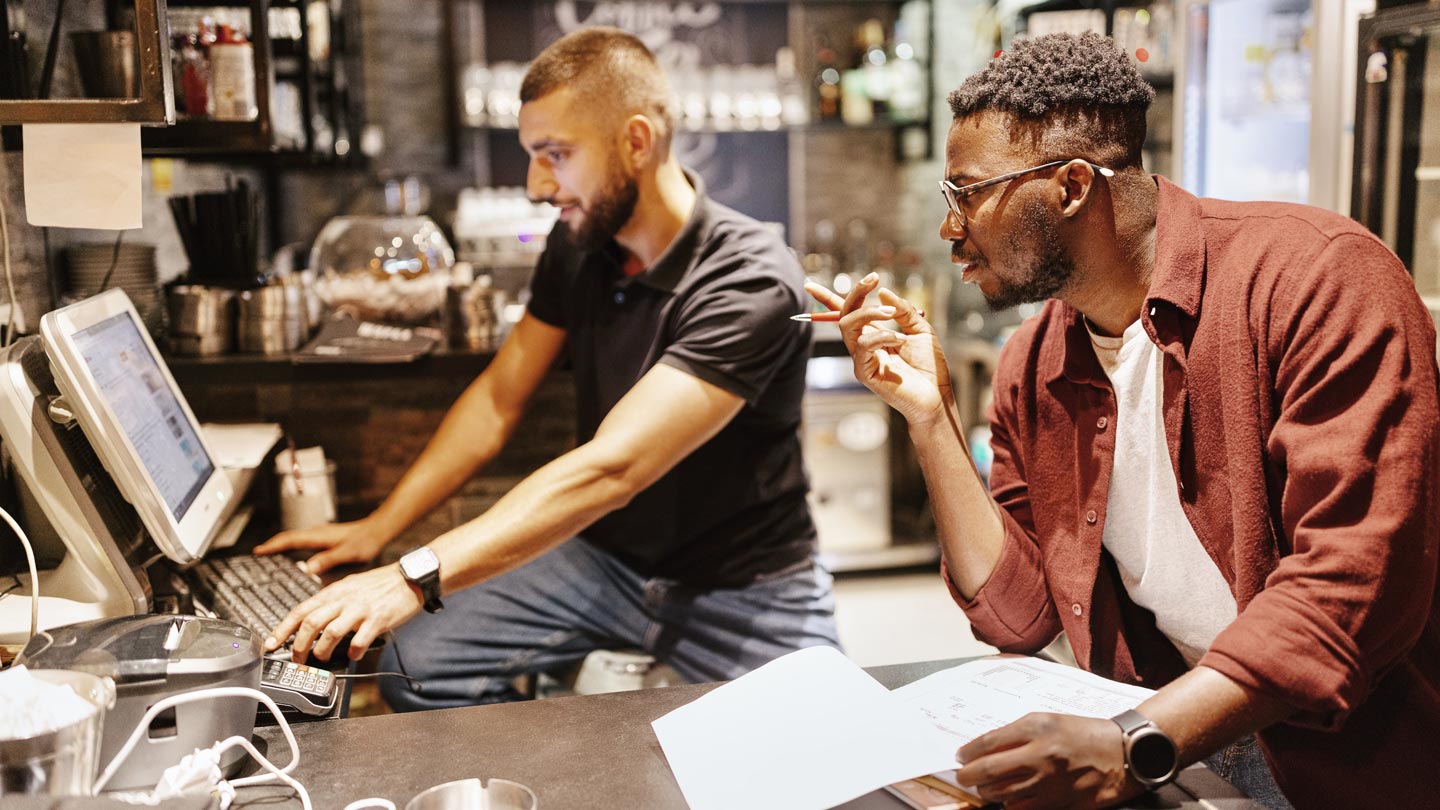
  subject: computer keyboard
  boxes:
[188,554,321,641]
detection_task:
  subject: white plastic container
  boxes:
[210,42,258,120]
[275,448,337,531]
[0,669,116,797]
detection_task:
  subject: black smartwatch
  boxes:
[1111,709,1179,789]
[398,547,444,613]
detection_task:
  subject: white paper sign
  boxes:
[652,646,957,810]
[22,123,143,230]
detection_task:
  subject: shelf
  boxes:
[166,0,304,6]
[143,118,274,155]
[464,119,926,136]
[150,0,364,165]
[140,119,362,166]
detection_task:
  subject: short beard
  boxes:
[982,198,1076,312]
[571,158,639,253]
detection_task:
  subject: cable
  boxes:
[0,504,38,643]
[0,193,17,346]
[96,229,125,295]
[389,635,423,694]
[333,670,423,688]
[95,685,309,808]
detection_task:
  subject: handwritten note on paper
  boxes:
[893,657,1155,793]
[894,656,1155,747]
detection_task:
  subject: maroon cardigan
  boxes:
[946,177,1440,808]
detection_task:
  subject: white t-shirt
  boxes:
[1088,319,1236,667]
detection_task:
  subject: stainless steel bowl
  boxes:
[405,778,538,810]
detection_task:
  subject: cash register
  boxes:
[0,291,341,787]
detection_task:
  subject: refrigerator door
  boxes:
[1181,0,1315,203]
[1352,5,1440,297]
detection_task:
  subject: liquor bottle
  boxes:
[776,47,809,126]
[859,19,891,120]
[887,13,927,122]
[814,40,842,123]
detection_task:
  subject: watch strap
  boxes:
[1112,709,1150,735]
[1111,709,1178,788]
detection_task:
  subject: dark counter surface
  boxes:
[241,658,1258,810]
[163,344,499,387]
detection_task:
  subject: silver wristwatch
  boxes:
[1111,709,1179,788]
[398,547,444,613]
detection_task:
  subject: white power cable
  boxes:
[94,685,309,809]
[0,503,39,642]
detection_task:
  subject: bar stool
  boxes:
[533,649,683,699]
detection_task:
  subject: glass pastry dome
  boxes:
[308,215,456,324]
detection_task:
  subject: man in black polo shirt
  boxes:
[257,27,840,709]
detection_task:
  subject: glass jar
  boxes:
[308,215,456,324]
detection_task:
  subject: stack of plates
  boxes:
[66,243,162,334]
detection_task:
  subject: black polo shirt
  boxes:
[526,172,815,587]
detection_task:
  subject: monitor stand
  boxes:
[0,337,151,645]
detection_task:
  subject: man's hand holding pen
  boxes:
[803,272,953,427]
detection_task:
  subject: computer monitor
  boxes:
[39,289,232,565]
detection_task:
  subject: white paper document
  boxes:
[201,422,283,469]
[652,646,957,810]
[652,650,1155,810]
[892,657,1154,793]
[893,656,1155,747]
[22,124,143,229]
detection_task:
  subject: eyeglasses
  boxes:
[938,159,1116,227]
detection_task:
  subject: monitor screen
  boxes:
[70,313,214,522]
[41,289,232,565]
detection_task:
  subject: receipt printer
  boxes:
[16,614,261,791]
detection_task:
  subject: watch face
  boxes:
[402,549,439,580]
[1130,730,1178,782]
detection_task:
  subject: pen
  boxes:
[790,308,924,322]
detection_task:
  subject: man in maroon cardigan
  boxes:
[809,32,1439,810]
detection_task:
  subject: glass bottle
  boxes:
[814,40,842,123]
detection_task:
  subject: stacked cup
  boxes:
[167,286,236,356]
[237,285,306,354]
[66,244,162,334]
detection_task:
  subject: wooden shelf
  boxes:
[463,119,926,136]
[151,0,365,164]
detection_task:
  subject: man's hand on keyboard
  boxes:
[253,518,390,576]
[264,563,422,663]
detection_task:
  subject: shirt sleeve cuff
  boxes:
[658,354,760,403]
[940,526,1057,650]
[1200,586,1367,731]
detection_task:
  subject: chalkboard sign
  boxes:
[481,1,792,232]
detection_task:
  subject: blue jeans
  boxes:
[1203,735,1295,810]
[379,537,840,711]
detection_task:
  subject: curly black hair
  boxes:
[948,32,1155,170]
